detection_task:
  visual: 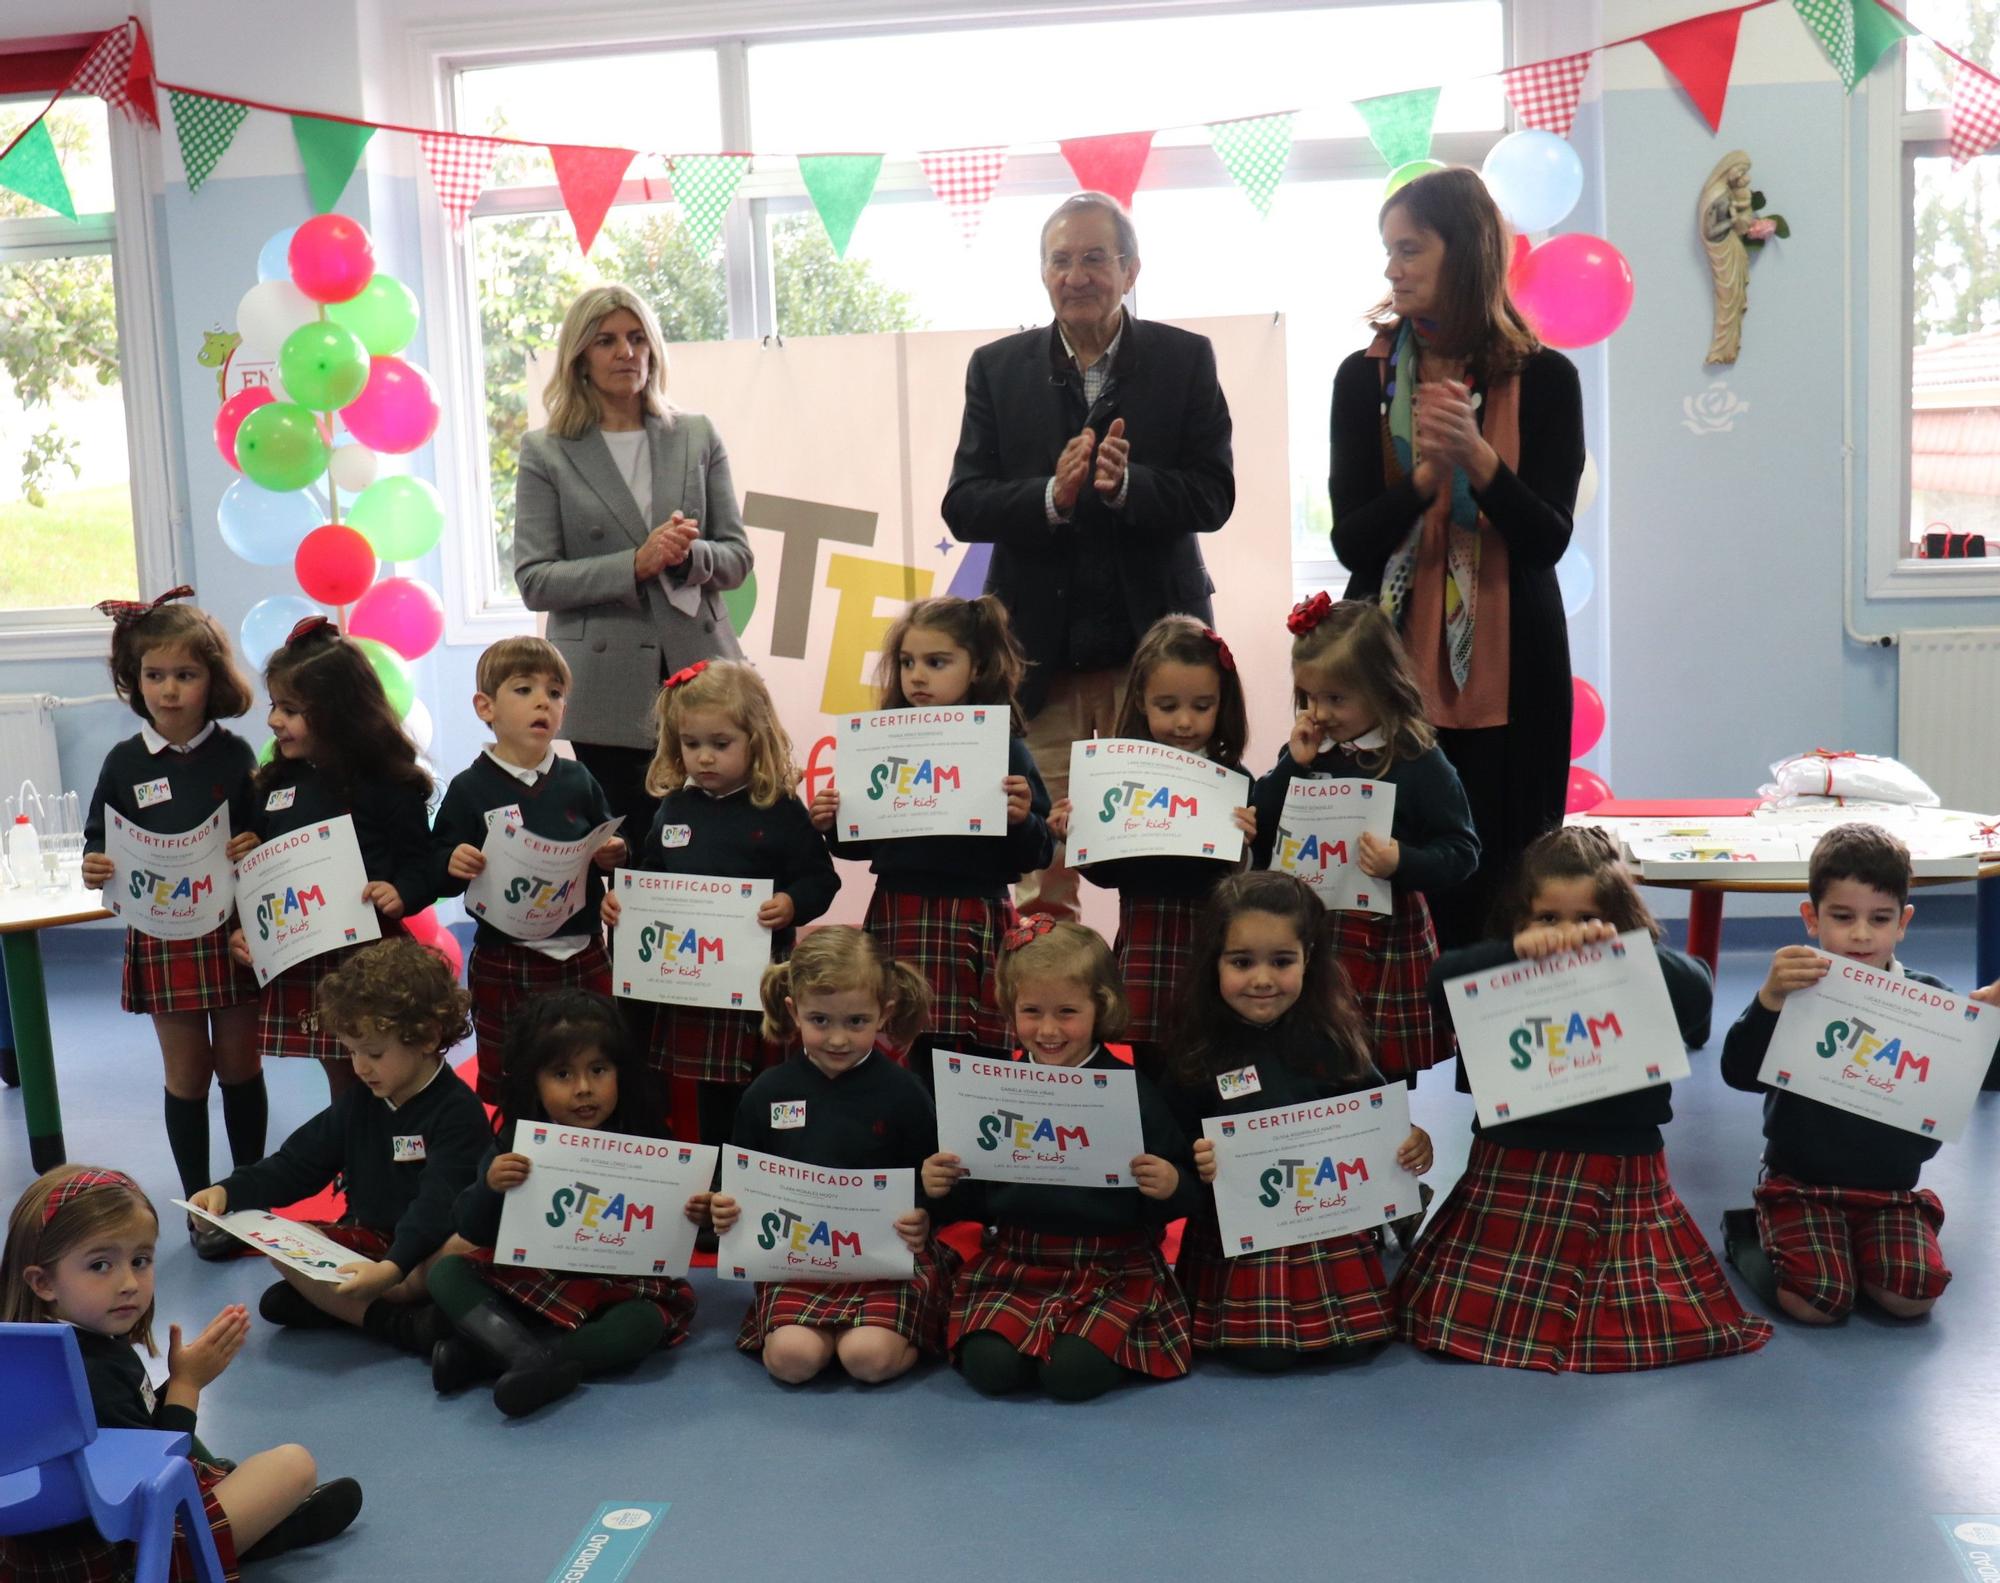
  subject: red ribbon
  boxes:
[1201,626,1236,672]
[1286,592,1332,636]
[43,1168,138,1225]
[1805,748,1861,797]
[286,615,334,646]
[93,584,194,628]
[1002,913,1058,950]
[662,660,709,691]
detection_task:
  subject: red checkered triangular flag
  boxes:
[1059,131,1155,208]
[419,132,506,231]
[548,143,636,255]
[70,21,159,128]
[920,147,1007,244]
[1949,58,2000,167]
[1641,6,1745,132]
[1500,51,1593,137]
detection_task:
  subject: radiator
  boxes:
[1898,630,2000,812]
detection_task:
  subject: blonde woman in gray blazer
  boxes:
[513,284,752,834]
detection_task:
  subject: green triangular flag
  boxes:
[169,90,247,193]
[1793,0,1914,91]
[669,154,750,253]
[797,154,883,258]
[1354,87,1441,170]
[1851,0,1918,88]
[0,118,76,220]
[1208,112,1295,218]
[291,114,375,213]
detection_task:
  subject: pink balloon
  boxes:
[213,387,275,472]
[350,576,445,660]
[429,926,464,981]
[1512,233,1635,349]
[1571,677,1607,759]
[1565,766,1612,815]
[294,524,376,605]
[404,905,443,945]
[340,357,440,454]
[288,214,376,305]
[1510,232,1531,278]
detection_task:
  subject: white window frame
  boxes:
[1861,59,2000,600]
[0,95,183,658]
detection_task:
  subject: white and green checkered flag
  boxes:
[1793,0,1914,92]
[1208,112,1295,217]
[670,154,751,253]
[169,90,247,193]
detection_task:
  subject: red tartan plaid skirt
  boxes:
[735,1240,960,1356]
[308,1222,393,1259]
[0,1457,238,1583]
[467,938,612,1102]
[949,1225,1192,1380]
[649,1003,779,1086]
[1753,1174,1951,1318]
[1395,1138,1773,1373]
[1114,895,1204,1043]
[255,931,403,1062]
[1175,1208,1395,1352]
[464,1244,696,1343]
[1327,893,1443,1079]
[864,888,1012,1057]
[122,922,259,1015]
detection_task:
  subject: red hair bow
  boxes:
[1286,592,1333,636]
[1201,627,1236,672]
[94,585,194,628]
[285,615,334,646]
[43,1168,138,1224]
[1002,913,1059,951]
[663,661,709,691]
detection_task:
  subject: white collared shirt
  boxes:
[141,721,216,755]
[1341,728,1388,753]
[483,746,556,785]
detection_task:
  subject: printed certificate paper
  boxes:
[174,1202,352,1284]
[833,707,1008,841]
[1204,1083,1420,1253]
[610,870,771,1011]
[465,816,622,940]
[931,1052,1147,1188]
[715,1146,916,1283]
[1758,953,1997,1142]
[1269,778,1395,915]
[236,815,381,984]
[1065,738,1249,866]
[1440,929,1691,1128]
[104,806,235,940]
[495,1122,717,1279]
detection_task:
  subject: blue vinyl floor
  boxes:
[3,919,1997,1583]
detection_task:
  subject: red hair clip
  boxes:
[1002,913,1059,951]
[95,585,194,628]
[285,615,334,646]
[43,1168,138,1225]
[662,661,709,691]
[1200,627,1236,672]
[1286,592,1332,636]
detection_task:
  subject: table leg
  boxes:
[1979,871,2000,991]
[0,954,15,1087]
[0,930,64,1171]
[1685,890,1724,976]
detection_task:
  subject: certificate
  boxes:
[1440,929,1692,1128]
[1065,738,1249,866]
[465,816,622,940]
[832,706,1008,841]
[931,1051,1147,1188]
[494,1122,717,1279]
[104,806,235,941]
[1268,778,1396,915]
[610,870,772,1010]
[174,1202,351,1284]
[1204,1083,1420,1253]
[715,1146,916,1283]
[236,814,381,985]
[1757,953,1997,1142]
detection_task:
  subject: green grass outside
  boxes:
[0,485,137,610]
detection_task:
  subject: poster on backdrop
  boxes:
[531,316,1294,932]
[104,807,236,940]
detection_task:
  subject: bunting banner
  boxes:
[1641,6,1746,132]
[797,153,883,257]
[1793,0,1914,91]
[1059,131,1155,207]
[291,113,375,213]
[1500,51,1594,136]
[1354,86,1440,169]
[0,118,75,219]
[419,131,505,231]
[1208,112,1296,217]
[70,20,158,128]
[669,153,751,253]
[919,146,1007,244]
[1947,58,2000,166]
[169,89,246,194]
[549,143,636,254]
[1849,1,1921,85]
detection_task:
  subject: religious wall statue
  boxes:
[1700,150,1788,366]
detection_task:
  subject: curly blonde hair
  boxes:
[317,936,473,1053]
[647,660,799,808]
[759,926,932,1049]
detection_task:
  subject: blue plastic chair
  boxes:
[0,1322,228,1583]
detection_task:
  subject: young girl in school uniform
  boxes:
[810,595,1054,1066]
[707,926,953,1386]
[430,990,698,1417]
[599,659,839,1148]
[924,919,1197,1401]
[225,619,434,1100]
[1396,826,1773,1372]
[1251,596,1478,1085]
[80,588,267,1255]
[1170,872,1432,1370]
[1048,614,1256,1083]
[0,1165,361,1581]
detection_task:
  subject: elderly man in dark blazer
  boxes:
[942,192,1235,920]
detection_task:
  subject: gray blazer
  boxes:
[513,413,751,750]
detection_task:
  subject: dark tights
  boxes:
[958,1330,1127,1403]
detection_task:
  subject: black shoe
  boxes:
[1390,1181,1437,1254]
[258,1280,340,1329]
[360,1299,450,1357]
[188,1220,244,1262]
[1720,1207,1780,1308]
[432,1335,498,1395]
[239,1477,363,1561]
[448,1297,582,1417]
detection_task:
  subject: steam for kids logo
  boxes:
[1258,1153,1371,1213]
[128,868,216,913]
[1817,1015,1933,1093]
[539,1179,657,1250]
[1096,781,1199,824]
[865,755,962,806]
[637,923,723,976]
[1508,1008,1627,1075]
[254,883,326,941]
[757,1206,865,1269]
[977,1109,1089,1161]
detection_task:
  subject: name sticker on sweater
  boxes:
[661,824,692,848]
[483,804,525,829]
[391,1134,427,1162]
[771,1101,807,1130]
[134,777,172,809]
[1216,1065,1262,1100]
[264,787,296,811]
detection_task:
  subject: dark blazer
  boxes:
[941,317,1235,717]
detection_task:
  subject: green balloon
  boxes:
[278,322,372,412]
[347,476,444,561]
[256,736,276,766]
[234,402,329,492]
[723,569,756,637]
[354,637,414,716]
[326,274,419,357]
[1385,159,1445,197]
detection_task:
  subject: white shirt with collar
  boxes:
[141,721,216,755]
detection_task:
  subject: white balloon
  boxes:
[402,695,434,753]
[328,444,380,493]
[1575,449,1599,518]
[235,280,317,364]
